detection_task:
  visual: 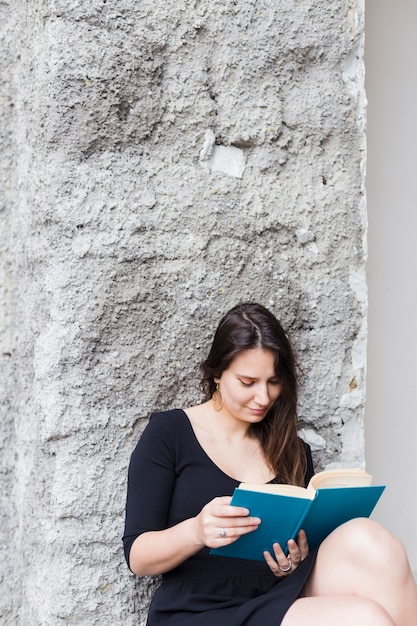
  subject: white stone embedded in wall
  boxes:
[298,428,327,452]
[295,228,315,245]
[199,129,245,179]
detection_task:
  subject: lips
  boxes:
[248,407,268,416]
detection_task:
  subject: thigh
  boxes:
[282,596,395,626]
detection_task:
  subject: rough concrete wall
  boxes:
[0,1,366,624]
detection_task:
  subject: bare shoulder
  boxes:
[183,401,212,428]
[182,402,220,444]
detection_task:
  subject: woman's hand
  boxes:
[263,529,310,577]
[194,496,261,549]
[129,496,260,576]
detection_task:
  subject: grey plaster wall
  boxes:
[0,1,366,624]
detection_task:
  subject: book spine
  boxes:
[285,497,315,552]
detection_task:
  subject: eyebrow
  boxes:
[236,374,279,380]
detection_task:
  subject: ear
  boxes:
[214,377,220,384]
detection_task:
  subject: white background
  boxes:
[365,0,417,576]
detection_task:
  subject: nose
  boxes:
[254,384,270,407]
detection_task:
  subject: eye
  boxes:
[239,379,254,387]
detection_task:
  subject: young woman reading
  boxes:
[123,302,417,625]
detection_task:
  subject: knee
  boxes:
[333,518,410,583]
[353,597,396,625]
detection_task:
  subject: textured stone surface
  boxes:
[1,1,366,623]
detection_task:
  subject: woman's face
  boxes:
[216,348,282,425]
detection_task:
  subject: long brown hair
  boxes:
[200,302,306,486]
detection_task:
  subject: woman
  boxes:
[123,302,417,625]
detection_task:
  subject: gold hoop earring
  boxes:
[212,383,224,412]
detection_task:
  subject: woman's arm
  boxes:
[129,496,261,576]
[128,518,202,576]
[124,413,261,576]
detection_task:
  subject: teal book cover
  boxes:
[211,484,385,562]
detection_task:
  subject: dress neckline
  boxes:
[177,408,279,485]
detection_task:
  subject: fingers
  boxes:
[264,543,294,578]
[207,523,259,547]
[208,497,261,530]
[212,510,261,542]
[210,496,251,519]
[224,518,262,535]
[264,532,310,578]
[296,529,309,560]
[211,500,261,535]
[196,496,261,548]
[287,538,301,561]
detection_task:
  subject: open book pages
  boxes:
[238,468,373,500]
[308,468,373,490]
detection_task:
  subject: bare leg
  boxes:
[282,595,395,625]
[285,518,417,626]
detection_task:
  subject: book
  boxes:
[210,468,385,562]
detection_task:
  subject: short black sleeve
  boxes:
[123,412,178,568]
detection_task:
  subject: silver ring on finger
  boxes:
[278,557,292,573]
[218,528,227,538]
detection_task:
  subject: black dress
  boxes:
[123,409,318,625]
